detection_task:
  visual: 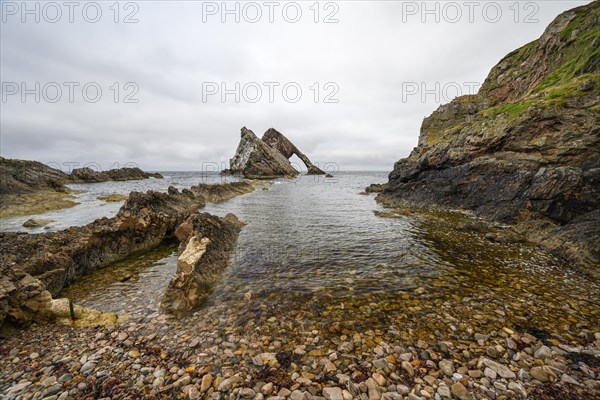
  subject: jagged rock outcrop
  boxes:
[0,157,164,217]
[70,167,163,182]
[222,127,299,179]
[377,1,600,274]
[365,183,387,193]
[0,157,69,195]
[161,213,245,314]
[222,127,326,178]
[0,263,53,332]
[0,181,254,331]
[262,128,326,175]
[0,157,163,196]
[191,181,256,202]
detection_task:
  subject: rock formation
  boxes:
[161,213,245,314]
[49,298,122,326]
[262,128,326,175]
[0,157,163,195]
[70,166,163,182]
[0,157,69,195]
[0,262,53,332]
[0,157,164,218]
[222,127,326,178]
[0,181,254,331]
[377,1,600,274]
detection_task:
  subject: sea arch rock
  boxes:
[222,127,327,178]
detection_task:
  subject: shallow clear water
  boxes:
[61,242,179,316]
[202,173,440,301]
[7,172,599,340]
[61,171,439,318]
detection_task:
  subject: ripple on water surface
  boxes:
[60,172,600,344]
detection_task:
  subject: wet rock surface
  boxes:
[191,181,255,203]
[97,194,130,202]
[376,2,600,276]
[1,279,598,399]
[22,218,55,228]
[49,298,123,327]
[161,212,245,314]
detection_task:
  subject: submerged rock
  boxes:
[22,218,54,228]
[50,298,122,326]
[97,194,129,202]
[377,1,600,275]
[222,127,327,178]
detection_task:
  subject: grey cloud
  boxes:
[1,1,592,171]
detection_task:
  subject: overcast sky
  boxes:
[0,0,593,172]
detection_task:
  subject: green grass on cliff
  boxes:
[417,3,599,147]
[483,73,599,121]
[536,10,600,91]
[484,100,534,120]
[544,73,599,99]
[424,122,466,146]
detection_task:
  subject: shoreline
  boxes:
[375,193,600,281]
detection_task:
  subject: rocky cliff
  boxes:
[0,157,69,195]
[0,157,163,196]
[222,127,326,178]
[377,1,600,273]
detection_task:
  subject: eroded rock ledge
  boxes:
[222,127,326,178]
[0,181,254,332]
[69,166,162,182]
[376,1,600,275]
[161,212,245,314]
[0,157,164,218]
[0,157,163,195]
